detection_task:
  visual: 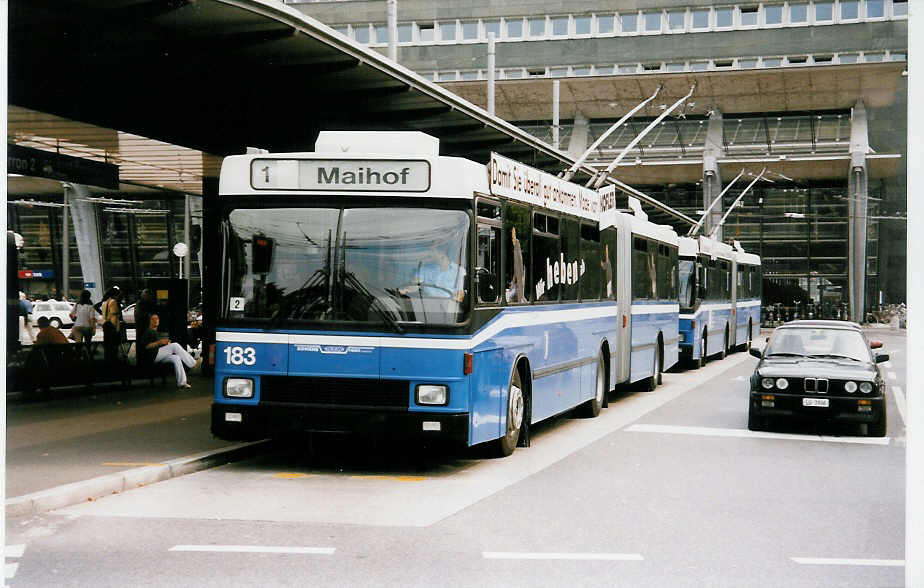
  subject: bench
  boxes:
[17,344,131,399]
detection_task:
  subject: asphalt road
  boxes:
[6,328,907,587]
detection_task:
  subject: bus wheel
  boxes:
[644,344,660,392]
[697,332,707,368]
[495,368,524,457]
[719,328,728,360]
[580,351,606,418]
[740,320,753,352]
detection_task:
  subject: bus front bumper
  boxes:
[211,403,470,445]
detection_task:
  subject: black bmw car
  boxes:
[747,320,889,436]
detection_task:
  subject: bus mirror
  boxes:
[251,235,274,275]
[476,267,497,303]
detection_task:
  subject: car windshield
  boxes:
[222,206,470,327]
[765,327,871,362]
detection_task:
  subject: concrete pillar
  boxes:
[486,33,495,116]
[386,0,397,62]
[62,186,70,297]
[566,110,590,159]
[67,185,105,303]
[552,80,560,150]
[848,100,869,323]
[703,108,724,240]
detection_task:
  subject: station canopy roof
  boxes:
[9,0,592,193]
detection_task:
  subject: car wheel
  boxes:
[868,412,887,437]
[494,367,524,457]
[747,405,766,431]
[580,352,606,418]
[49,318,62,328]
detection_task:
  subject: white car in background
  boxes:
[30,300,75,329]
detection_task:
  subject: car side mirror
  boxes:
[749,347,763,359]
[875,352,889,363]
[869,340,883,349]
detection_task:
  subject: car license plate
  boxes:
[803,398,829,408]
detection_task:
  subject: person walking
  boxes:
[101,285,123,363]
[18,292,34,344]
[139,313,196,389]
[70,289,97,354]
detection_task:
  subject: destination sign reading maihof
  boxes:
[251,159,431,192]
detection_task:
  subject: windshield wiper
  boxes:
[807,354,863,362]
[342,271,404,334]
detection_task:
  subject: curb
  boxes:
[6,439,272,517]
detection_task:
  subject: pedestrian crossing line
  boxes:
[4,546,24,559]
[791,557,904,567]
[484,552,643,561]
[169,545,335,555]
[625,424,890,445]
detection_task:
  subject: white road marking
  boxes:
[731,375,746,382]
[4,563,18,579]
[887,371,896,380]
[4,545,25,558]
[625,424,891,445]
[169,545,335,555]
[791,557,904,567]
[892,386,907,426]
[484,552,643,561]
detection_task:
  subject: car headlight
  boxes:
[416,384,449,406]
[761,377,775,389]
[224,378,254,398]
[859,382,873,394]
[844,381,858,394]
[775,378,789,390]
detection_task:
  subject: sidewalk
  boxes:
[6,372,268,516]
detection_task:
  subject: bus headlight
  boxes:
[416,384,449,406]
[224,378,254,398]
[844,381,858,394]
[859,382,873,394]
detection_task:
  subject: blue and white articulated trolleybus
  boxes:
[211,130,638,456]
[598,188,680,391]
[732,244,762,352]
[677,236,735,367]
[677,236,761,366]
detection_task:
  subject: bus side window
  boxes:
[532,213,560,302]
[580,222,601,300]
[560,217,580,302]
[601,228,617,300]
[504,203,531,304]
[632,237,649,300]
[476,225,500,303]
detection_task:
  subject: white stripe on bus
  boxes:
[630,303,680,315]
[217,304,628,350]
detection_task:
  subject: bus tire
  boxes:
[697,331,707,368]
[494,367,525,457]
[739,320,753,352]
[644,343,661,392]
[580,351,606,418]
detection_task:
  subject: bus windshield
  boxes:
[222,206,470,327]
[678,258,696,311]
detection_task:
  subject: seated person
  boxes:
[399,248,466,303]
[139,313,196,389]
[34,315,69,346]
